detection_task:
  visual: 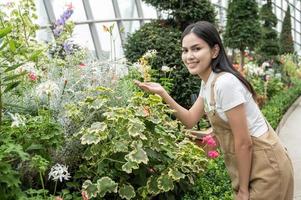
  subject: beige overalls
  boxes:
[206,73,294,200]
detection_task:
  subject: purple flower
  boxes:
[63,41,74,55]
[52,7,74,37]
[56,18,65,26]
[53,27,63,37]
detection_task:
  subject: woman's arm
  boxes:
[134,81,204,128]
[225,103,252,199]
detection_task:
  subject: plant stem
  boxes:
[0,74,2,128]
[53,180,58,196]
[39,172,46,198]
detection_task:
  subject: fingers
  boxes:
[133,80,141,85]
[133,80,149,91]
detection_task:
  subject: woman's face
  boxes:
[181,32,216,78]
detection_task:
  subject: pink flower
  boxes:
[208,150,219,159]
[65,2,74,10]
[202,135,217,147]
[81,191,89,200]
[28,72,37,81]
[79,63,86,68]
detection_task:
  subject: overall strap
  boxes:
[210,72,227,107]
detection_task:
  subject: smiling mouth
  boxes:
[187,63,198,67]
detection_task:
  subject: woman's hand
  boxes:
[134,80,166,95]
[235,189,249,200]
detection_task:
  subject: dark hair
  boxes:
[181,21,256,98]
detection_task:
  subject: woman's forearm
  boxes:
[235,142,253,192]
[160,90,195,128]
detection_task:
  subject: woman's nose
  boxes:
[187,51,195,60]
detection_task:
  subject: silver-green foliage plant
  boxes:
[0,0,43,125]
[66,87,208,199]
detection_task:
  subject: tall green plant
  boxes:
[279,6,294,54]
[257,0,279,60]
[142,0,216,29]
[224,0,260,67]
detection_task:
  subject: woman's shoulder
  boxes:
[215,72,240,87]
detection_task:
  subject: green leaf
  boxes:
[4,62,24,72]
[82,180,98,198]
[149,94,162,103]
[168,168,185,181]
[0,40,8,50]
[128,147,149,164]
[9,40,16,52]
[26,144,43,151]
[90,122,107,132]
[4,81,21,93]
[127,119,147,140]
[80,131,101,145]
[157,174,174,192]
[119,184,136,200]
[81,122,108,145]
[28,50,43,61]
[122,161,139,174]
[3,72,26,82]
[146,176,160,195]
[148,115,161,124]
[0,27,12,38]
[113,140,129,153]
[96,177,118,197]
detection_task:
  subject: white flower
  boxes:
[133,62,144,75]
[36,80,60,98]
[266,68,275,76]
[142,49,157,59]
[261,61,270,69]
[161,65,172,72]
[15,62,36,74]
[48,163,71,182]
[245,62,264,76]
[275,73,282,79]
[8,112,26,127]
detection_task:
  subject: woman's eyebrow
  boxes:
[182,44,201,49]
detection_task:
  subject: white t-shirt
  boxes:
[199,71,268,137]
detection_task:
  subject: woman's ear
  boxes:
[212,44,220,59]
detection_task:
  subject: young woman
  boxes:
[135,21,294,200]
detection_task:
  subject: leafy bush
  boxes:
[124,21,202,108]
[142,0,216,29]
[66,87,209,199]
[262,79,301,129]
[182,156,233,200]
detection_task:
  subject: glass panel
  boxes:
[90,0,115,19]
[51,0,87,21]
[117,0,138,18]
[276,7,282,22]
[211,0,219,4]
[36,28,54,43]
[277,21,282,33]
[97,22,123,59]
[282,1,288,18]
[141,1,157,18]
[222,0,228,8]
[35,0,49,26]
[72,24,95,52]
[123,21,140,38]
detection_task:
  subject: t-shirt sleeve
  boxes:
[215,74,247,112]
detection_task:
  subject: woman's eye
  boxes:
[193,47,201,51]
[182,49,188,53]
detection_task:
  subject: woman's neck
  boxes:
[198,67,212,83]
